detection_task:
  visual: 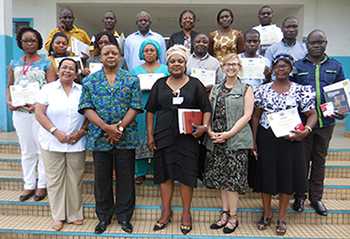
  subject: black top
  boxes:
[167,31,198,53]
[146,76,211,149]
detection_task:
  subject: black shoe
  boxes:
[310,200,328,216]
[19,190,35,202]
[223,217,239,234]
[95,221,110,234]
[292,198,305,212]
[119,221,133,233]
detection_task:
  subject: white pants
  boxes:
[12,111,46,190]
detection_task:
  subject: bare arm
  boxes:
[146,112,156,152]
[46,64,57,83]
[6,65,20,111]
[289,109,317,141]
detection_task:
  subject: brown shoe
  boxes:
[33,188,47,201]
[19,189,35,201]
[52,220,64,231]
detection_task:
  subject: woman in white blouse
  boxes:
[35,58,87,231]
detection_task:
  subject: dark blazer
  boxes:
[167,31,198,53]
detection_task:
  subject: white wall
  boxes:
[12,0,350,56]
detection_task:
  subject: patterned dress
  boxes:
[203,85,249,193]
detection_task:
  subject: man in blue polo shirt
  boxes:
[291,29,345,216]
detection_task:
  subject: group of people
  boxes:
[6,4,346,237]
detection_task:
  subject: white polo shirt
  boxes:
[37,80,86,152]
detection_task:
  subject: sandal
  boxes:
[210,211,230,230]
[257,216,272,230]
[276,220,287,236]
[223,215,239,234]
[153,211,173,231]
[71,219,84,225]
[52,220,64,231]
[180,214,192,235]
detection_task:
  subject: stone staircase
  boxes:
[0,133,350,238]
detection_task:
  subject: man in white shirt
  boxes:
[253,5,283,55]
[187,33,224,86]
[124,11,166,70]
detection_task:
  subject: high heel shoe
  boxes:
[153,211,173,231]
[223,215,239,234]
[180,215,192,235]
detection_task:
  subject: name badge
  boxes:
[173,97,184,105]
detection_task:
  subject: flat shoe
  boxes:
[19,190,35,202]
[71,219,84,225]
[276,220,287,236]
[33,188,47,201]
[257,216,272,230]
[223,216,239,234]
[210,211,230,230]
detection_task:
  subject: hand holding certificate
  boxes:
[178,108,203,134]
[240,58,266,79]
[10,82,40,107]
[190,68,216,87]
[267,107,302,138]
[137,73,165,90]
[71,37,90,57]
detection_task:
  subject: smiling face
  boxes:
[103,11,116,31]
[58,60,77,83]
[222,56,241,78]
[21,31,39,54]
[193,34,209,57]
[52,36,68,56]
[143,44,158,63]
[100,44,120,69]
[273,59,292,80]
[168,54,186,77]
[181,11,195,31]
[218,10,233,28]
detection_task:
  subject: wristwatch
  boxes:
[49,127,57,134]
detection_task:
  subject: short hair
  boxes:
[48,32,69,56]
[244,29,260,39]
[258,5,273,14]
[307,29,327,41]
[104,10,116,19]
[136,11,151,21]
[216,8,234,24]
[193,33,209,41]
[178,9,196,28]
[282,16,298,27]
[59,7,74,18]
[94,31,120,52]
[58,58,79,74]
[16,27,43,50]
[221,53,241,67]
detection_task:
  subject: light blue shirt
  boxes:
[124,30,167,70]
[265,40,307,65]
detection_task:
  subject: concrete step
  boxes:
[0,190,349,225]
[1,152,350,178]
[0,215,349,239]
[1,169,350,200]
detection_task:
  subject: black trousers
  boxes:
[295,125,334,201]
[93,149,135,223]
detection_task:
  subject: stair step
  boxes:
[1,170,350,200]
[0,190,349,224]
[0,215,349,239]
[1,153,350,178]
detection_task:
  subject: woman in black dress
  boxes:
[146,45,211,234]
[251,54,317,235]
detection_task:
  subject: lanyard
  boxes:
[21,56,33,76]
[315,64,324,128]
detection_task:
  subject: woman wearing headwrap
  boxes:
[131,39,169,185]
[146,45,211,234]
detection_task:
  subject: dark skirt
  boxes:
[153,134,200,187]
[255,125,306,195]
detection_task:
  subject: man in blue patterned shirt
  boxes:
[79,44,142,234]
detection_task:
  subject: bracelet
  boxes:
[305,125,312,133]
[49,127,57,134]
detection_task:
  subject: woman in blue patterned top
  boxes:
[79,43,142,234]
[7,27,56,202]
[131,39,169,185]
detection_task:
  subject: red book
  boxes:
[178,108,203,134]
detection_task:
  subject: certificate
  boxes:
[259,25,281,46]
[71,37,90,57]
[240,58,266,79]
[190,68,216,87]
[137,73,165,90]
[55,56,83,70]
[89,63,103,74]
[267,107,302,138]
[10,82,40,107]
